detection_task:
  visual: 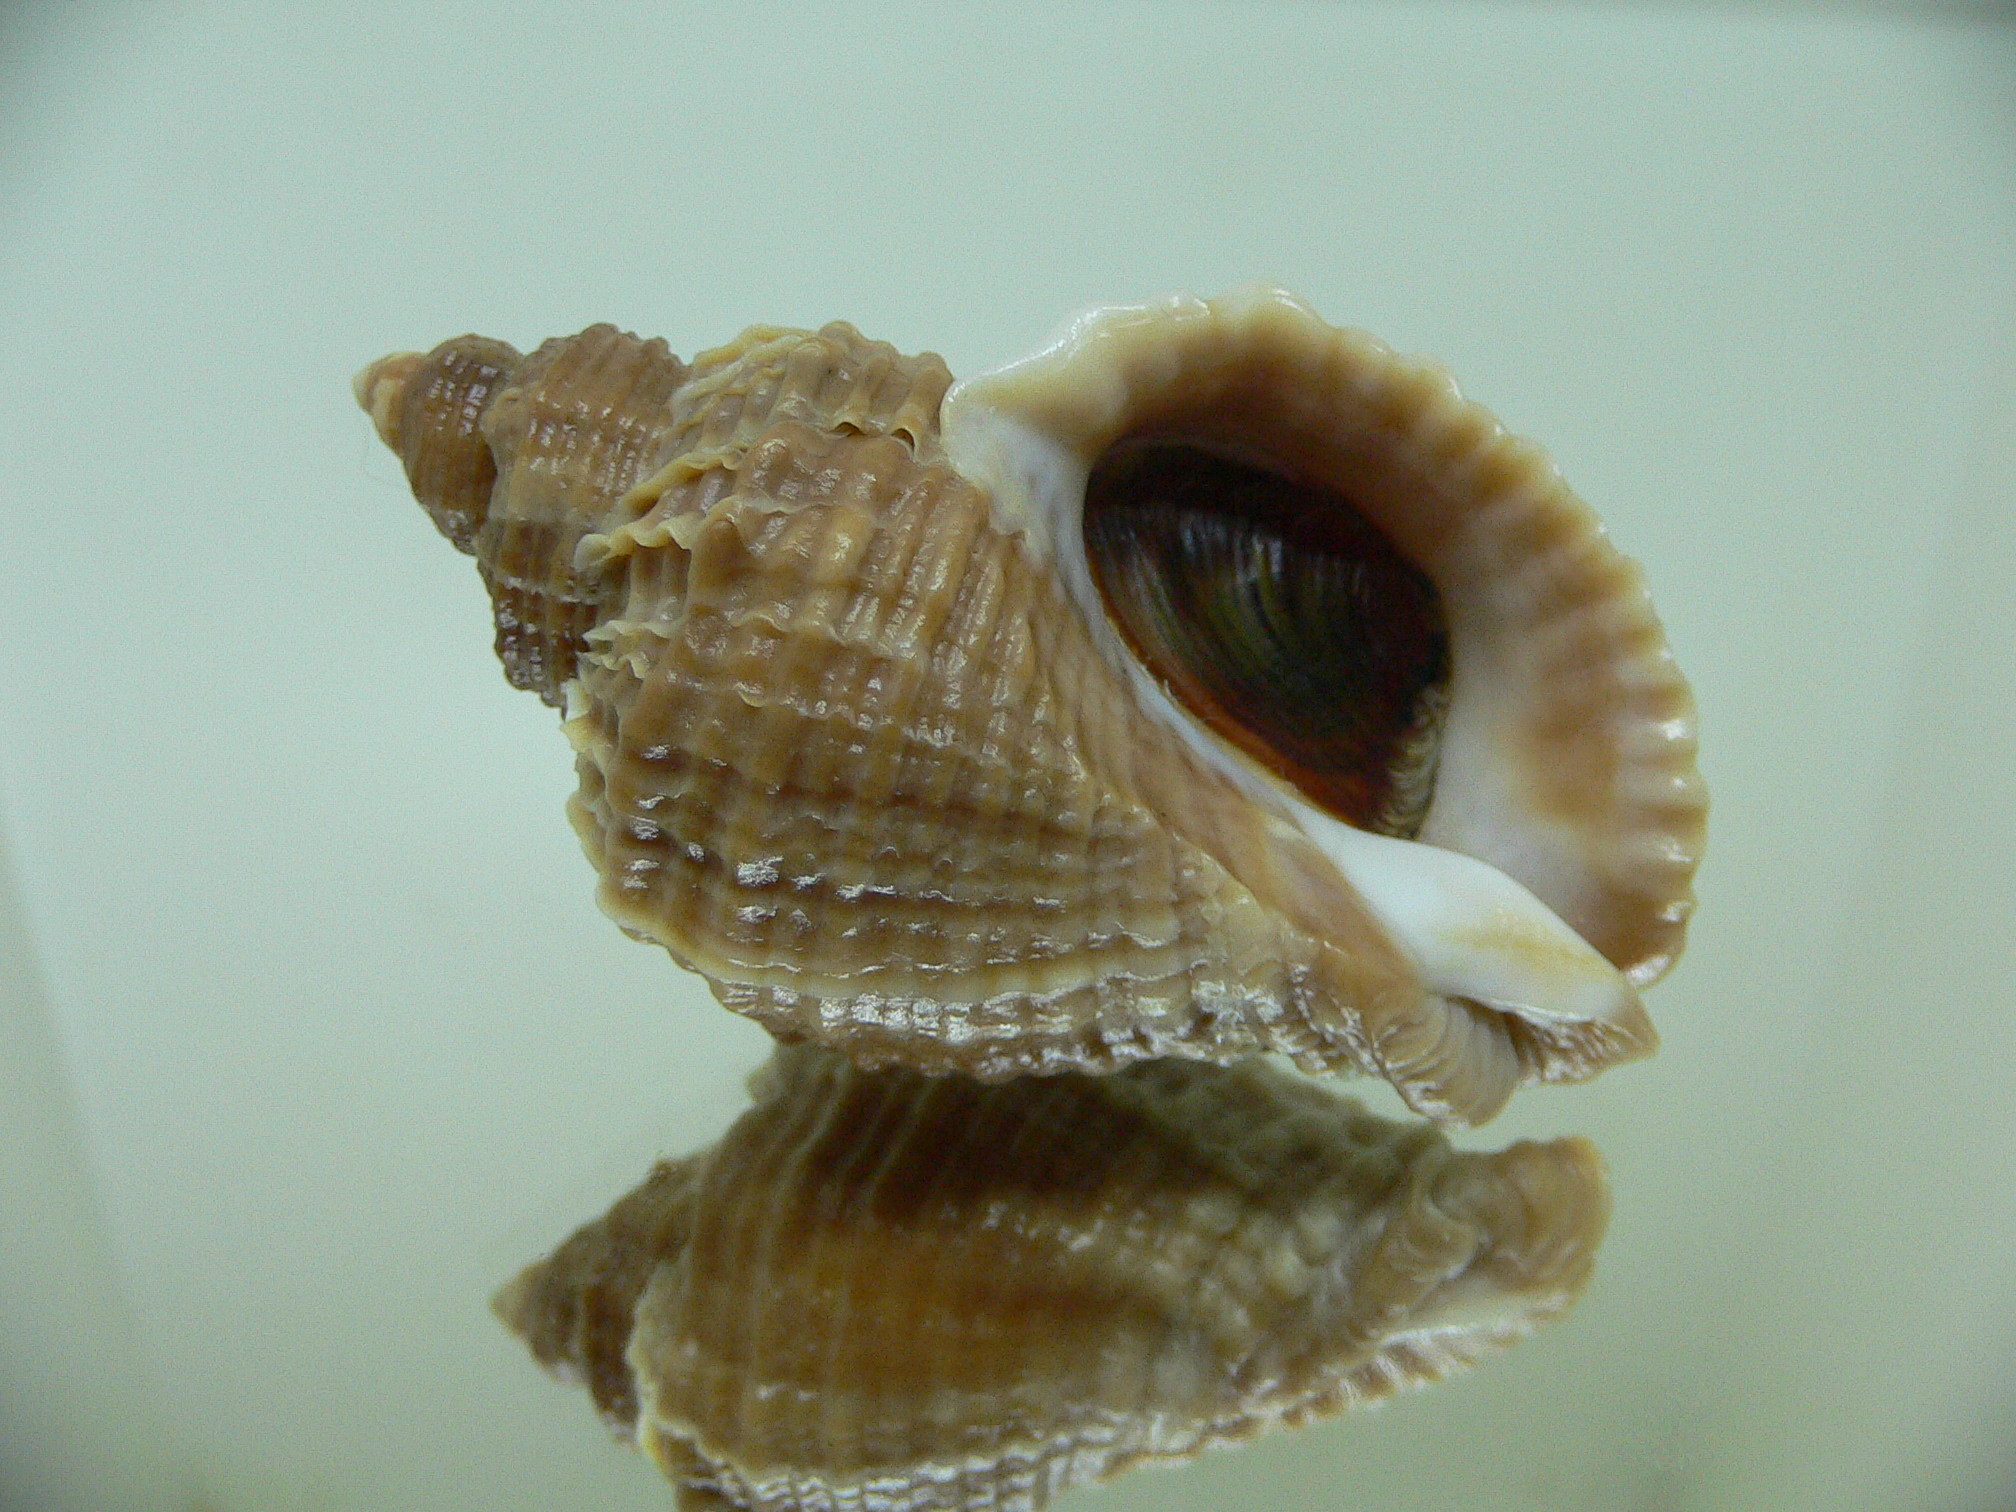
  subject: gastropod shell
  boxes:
[356,288,1705,1124]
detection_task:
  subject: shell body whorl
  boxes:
[357,290,1705,1125]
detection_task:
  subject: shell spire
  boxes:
[356,291,1705,1125]
[359,326,687,705]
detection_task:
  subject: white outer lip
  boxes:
[941,285,1675,1035]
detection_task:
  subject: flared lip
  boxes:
[939,285,1705,1041]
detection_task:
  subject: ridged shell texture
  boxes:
[356,291,1705,1128]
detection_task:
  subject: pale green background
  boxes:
[3,4,2013,1510]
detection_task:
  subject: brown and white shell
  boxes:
[494,1045,1610,1512]
[355,288,1705,1125]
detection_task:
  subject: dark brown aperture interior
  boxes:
[1083,439,1450,837]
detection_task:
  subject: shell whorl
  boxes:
[495,1047,1611,1512]
[357,337,518,552]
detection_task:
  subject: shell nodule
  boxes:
[496,1047,1611,1512]
[357,288,1705,1126]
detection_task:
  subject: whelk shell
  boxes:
[495,1046,1610,1512]
[355,287,1704,1124]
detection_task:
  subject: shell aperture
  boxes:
[1083,439,1450,838]
[356,289,1705,1125]
[495,1046,1611,1512]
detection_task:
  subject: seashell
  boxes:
[355,287,1704,1124]
[494,1045,1611,1512]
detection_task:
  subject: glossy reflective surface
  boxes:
[1085,440,1448,836]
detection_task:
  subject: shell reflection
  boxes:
[356,288,1704,1123]
[495,1048,1609,1512]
